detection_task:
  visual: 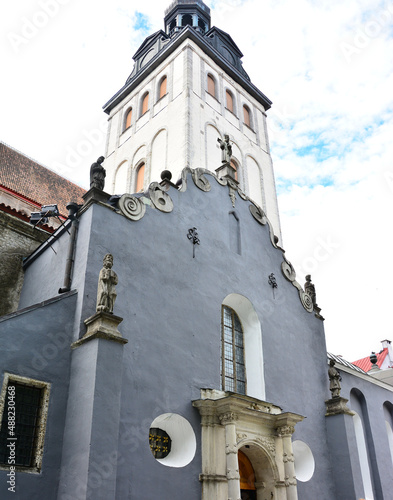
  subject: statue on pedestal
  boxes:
[97,254,118,313]
[328,360,341,398]
[217,134,232,164]
[90,156,106,191]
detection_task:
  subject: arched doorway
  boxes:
[239,450,257,500]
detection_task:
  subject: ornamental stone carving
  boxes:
[283,452,294,463]
[276,425,295,437]
[249,203,267,225]
[225,443,238,455]
[118,194,146,221]
[256,436,276,455]
[299,289,314,313]
[191,168,212,192]
[226,468,240,480]
[148,182,174,212]
[219,412,238,425]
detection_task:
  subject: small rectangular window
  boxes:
[0,374,50,472]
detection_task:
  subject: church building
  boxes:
[1,2,393,499]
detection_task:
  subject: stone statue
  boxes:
[97,254,118,313]
[328,360,341,398]
[90,156,106,190]
[217,134,232,164]
[304,274,317,306]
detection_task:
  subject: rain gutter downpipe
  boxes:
[58,202,80,294]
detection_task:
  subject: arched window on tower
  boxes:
[141,92,149,116]
[159,76,167,100]
[181,14,193,27]
[230,159,238,181]
[207,74,216,98]
[136,162,145,192]
[221,305,246,394]
[124,108,132,131]
[226,90,234,113]
[243,105,252,128]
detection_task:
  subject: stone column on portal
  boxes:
[277,425,298,500]
[219,411,241,500]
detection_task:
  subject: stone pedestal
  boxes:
[82,187,111,205]
[325,397,354,417]
[72,311,127,348]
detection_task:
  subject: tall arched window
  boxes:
[221,305,246,394]
[136,163,145,192]
[141,92,149,116]
[207,74,216,98]
[124,108,132,131]
[226,90,234,113]
[243,105,251,128]
[159,76,167,99]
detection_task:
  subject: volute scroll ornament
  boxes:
[191,168,212,192]
[276,425,295,437]
[299,290,314,313]
[148,182,174,212]
[118,194,146,221]
[249,202,267,225]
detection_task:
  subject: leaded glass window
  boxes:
[149,427,172,459]
[221,305,246,394]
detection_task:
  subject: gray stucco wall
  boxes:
[0,292,77,500]
[9,170,393,498]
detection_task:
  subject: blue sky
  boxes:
[1,0,393,360]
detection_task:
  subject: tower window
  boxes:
[221,305,246,394]
[181,14,193,27]
[141,92,149,116]
[207,74,216,98]
[136,162,145,192]
[198,18,206,32]
[0,375,50,472]
[124,108,132,131]
[169,19,176,32]
[159,76,167,100]
[243,105,252,128]
[226,90,234,113]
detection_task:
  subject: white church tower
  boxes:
[103,0,282,241]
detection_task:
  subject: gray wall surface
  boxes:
[0,292,77,500]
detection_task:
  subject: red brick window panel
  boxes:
[243,105,251,128]
[207,74,216,98]
[226,90,234,113]
[136,163,145,192]
[125,108,132,130]
[159,77,167,99]
[141,93,149,116]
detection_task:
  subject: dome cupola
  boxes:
[164,0,211,36]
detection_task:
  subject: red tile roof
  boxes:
[352,348,388,372]
[0,142,86,217]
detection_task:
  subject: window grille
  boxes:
[0,382,43,468]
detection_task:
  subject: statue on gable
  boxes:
[90,156,106,191]
[304,274,317,307]
[97,254,118,314]
[217,134,232,164]
[328,360,341,398]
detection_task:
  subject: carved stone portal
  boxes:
[193,391,304,500]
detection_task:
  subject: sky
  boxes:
[2,0,393,362]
